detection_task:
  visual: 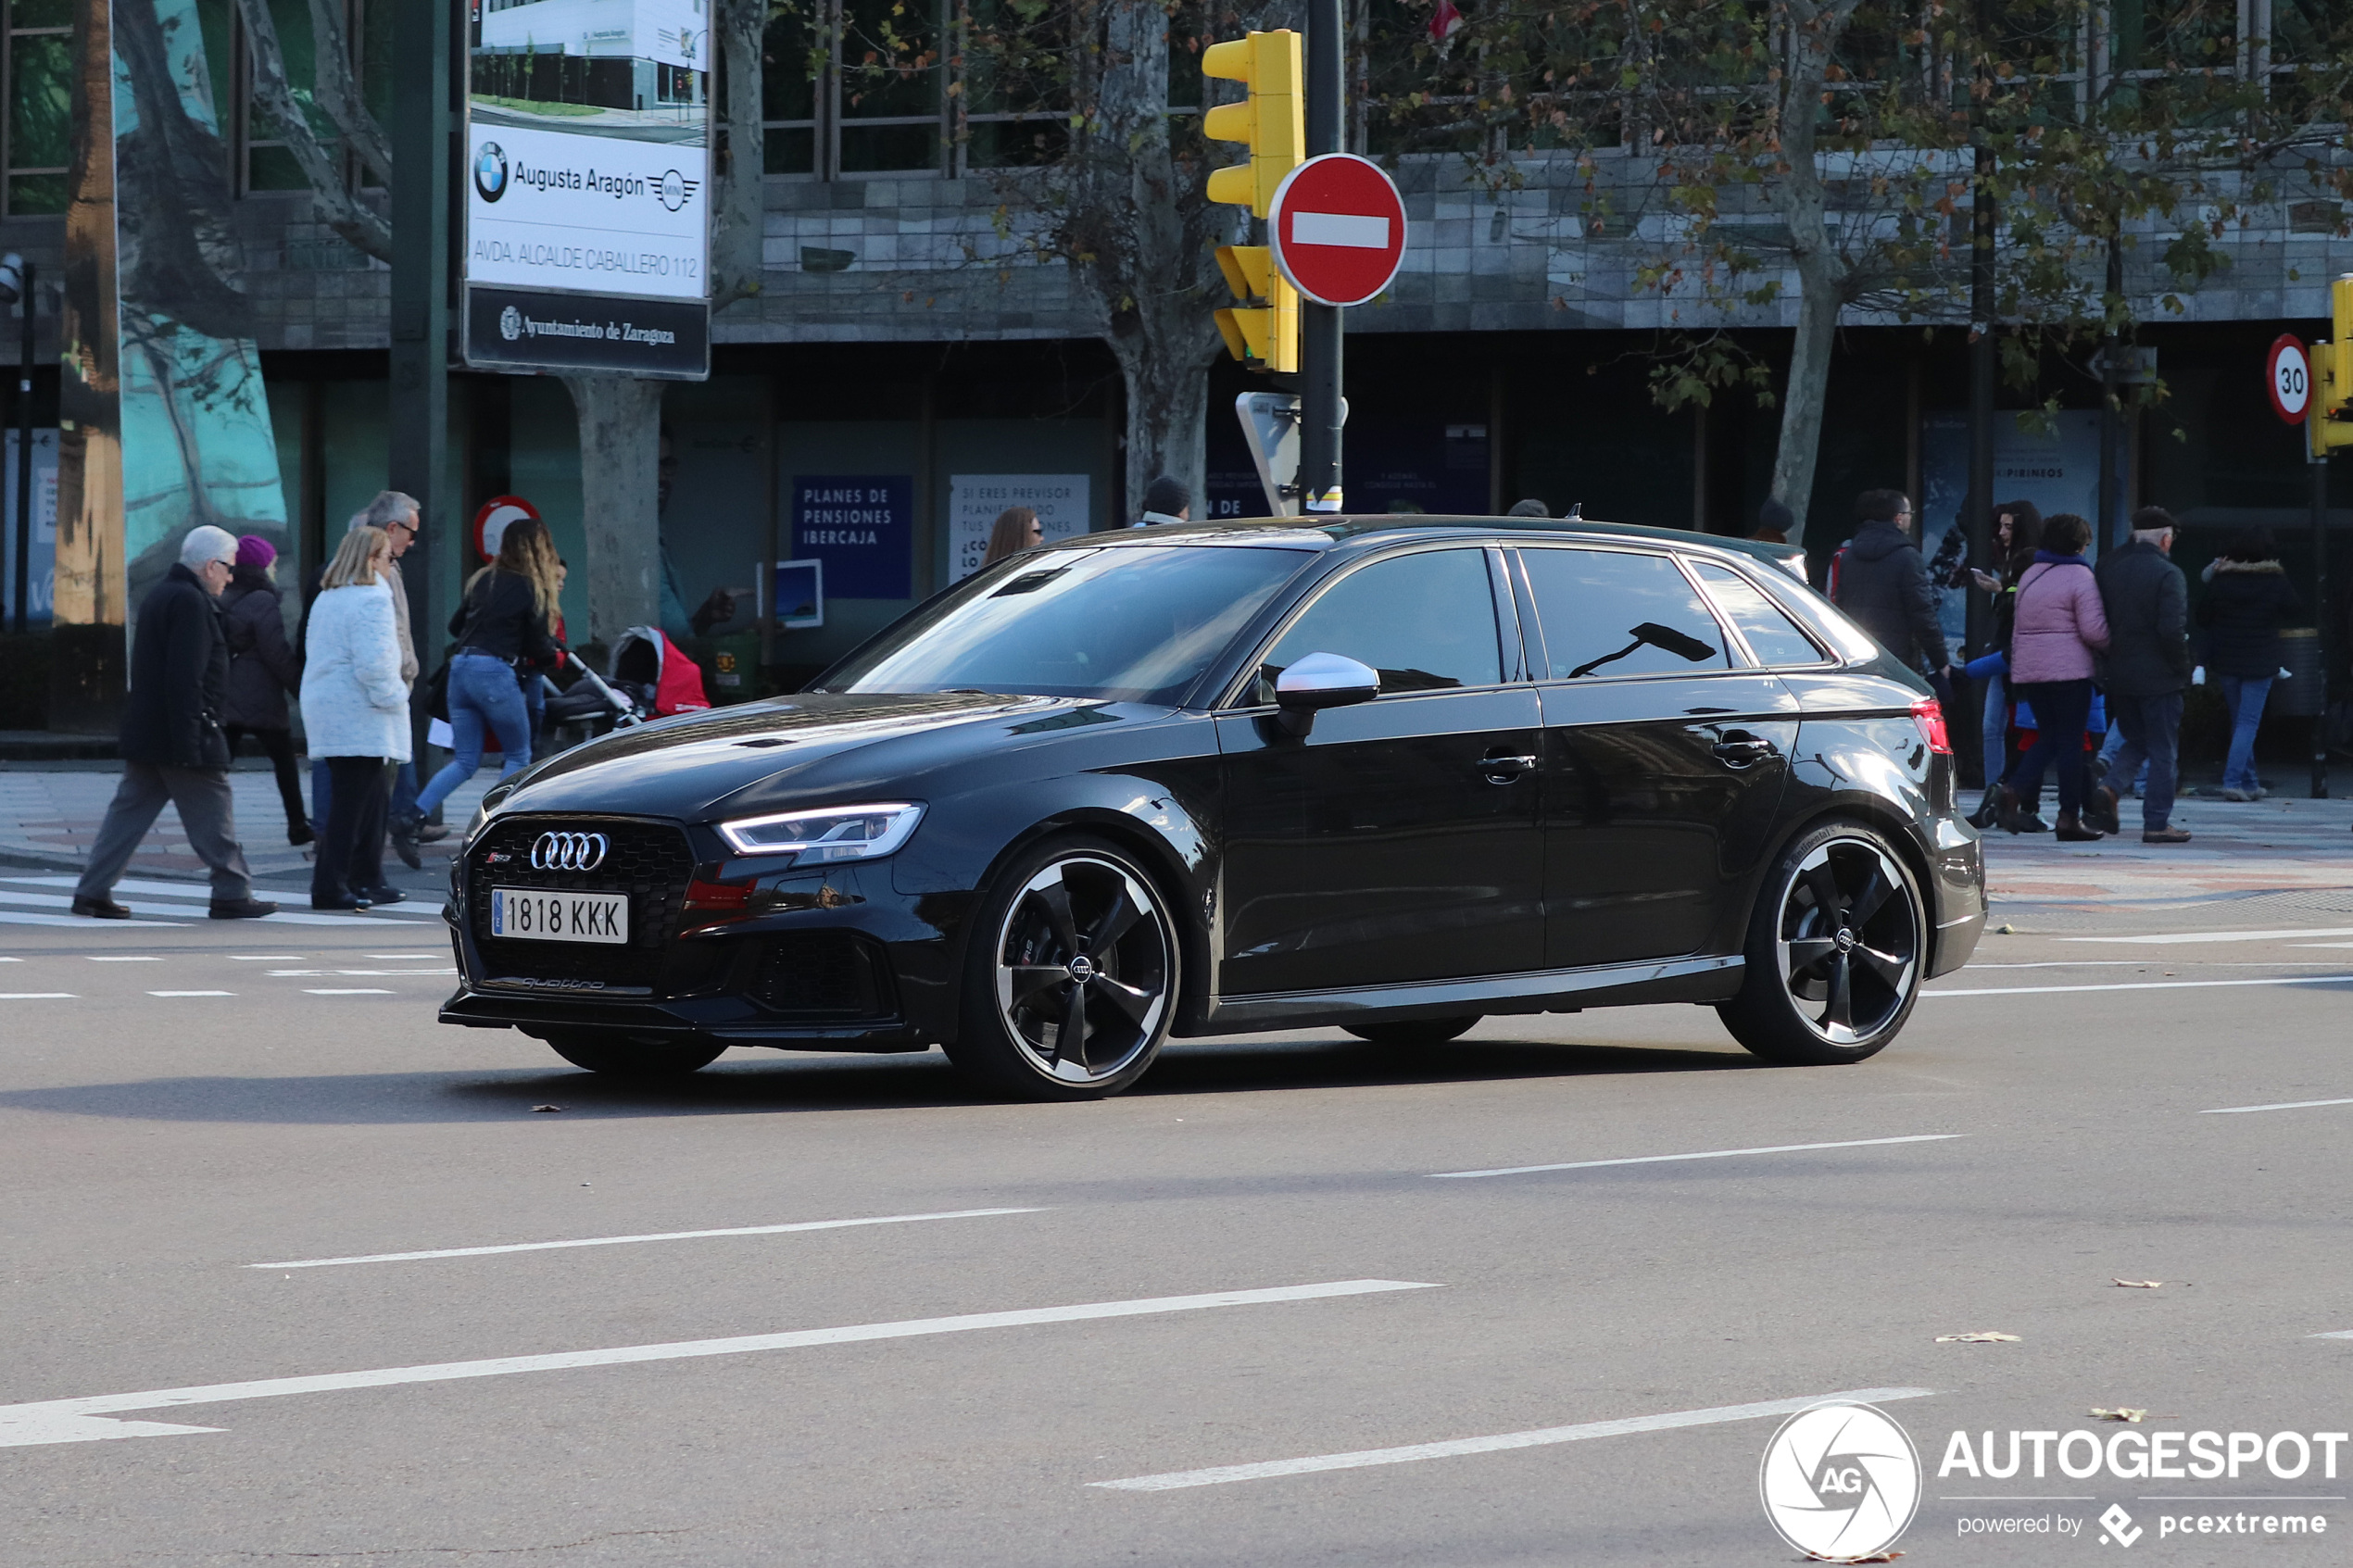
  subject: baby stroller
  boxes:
[535,652,644,755]
[610,625,713,718]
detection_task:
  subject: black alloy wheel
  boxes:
[1343,1016,1481,1048]
[542,1031,728,1077]
[949,838,1177,1100]
[1718,822,1924,1065]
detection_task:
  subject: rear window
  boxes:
[1691,562,1826,667]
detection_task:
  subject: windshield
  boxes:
[818,545,1314,704]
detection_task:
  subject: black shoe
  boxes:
[310,895,373,911]
[387,811,423,871]
[416,822,452,844]
[2018,813,2052,834]
[1966,792,2000,830]
[2082,784,2121,837]
[357,885,408,906]
[208,897,280,920]
[70,896,132,920]
[288,821,316,847]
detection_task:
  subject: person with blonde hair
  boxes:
[299,525,410,909]
[983,506,1043,567]
[401,516,563,837]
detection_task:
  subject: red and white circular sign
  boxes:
[2266,333,2311,425]
[472,495,541,562]
[1269,154,1408,308]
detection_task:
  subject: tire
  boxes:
[1342,1016,1480,1048]
[543,1031,727,1078]
[944,835,1179,1101]
[1716,820,1925,1066]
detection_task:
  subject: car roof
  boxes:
[1102,515,1807,576]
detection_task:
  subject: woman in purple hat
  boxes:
[219,533,312,845]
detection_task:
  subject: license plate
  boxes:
[489,887,629,944]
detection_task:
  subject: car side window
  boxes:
[1260,549,1503,697]
[1519,547,1731,680]
[1691,561,1827,667]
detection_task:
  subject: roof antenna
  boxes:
[1564,502,1583,521]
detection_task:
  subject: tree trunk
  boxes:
[709,0,766,311]
[1110,337,1214,522]
[1768,264,1840,548]
[558,374,666,648]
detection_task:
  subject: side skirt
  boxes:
[1193,954,1744,1037]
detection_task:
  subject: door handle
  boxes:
[1711,734,1777,769]
[1479,752,1538,783]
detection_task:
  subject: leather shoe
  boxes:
[2083,784,2121,836]
[357,885,408,906]
[288,821,316,847]
[70,895,132,920]
[2143,825,2193,844]
[416,822,451,844]
[386,811,423,871]
[208,897,280,920]
[310,895,372,911]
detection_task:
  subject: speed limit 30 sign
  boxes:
[2266,333,2311,425]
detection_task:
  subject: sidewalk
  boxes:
[0,762,491,885]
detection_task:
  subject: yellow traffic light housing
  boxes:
[1202,31,1303,219]
[1214,245,1299,373]
[2310,274,2353,457]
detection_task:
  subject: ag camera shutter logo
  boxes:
[1759,1402,1922,1560]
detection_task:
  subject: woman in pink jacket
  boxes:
[2001,512,2112,841]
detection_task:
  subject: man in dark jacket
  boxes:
[1834,489,1951,678]
[2089,507,2192,842]
[70,526,278,920]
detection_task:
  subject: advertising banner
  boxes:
[462,0,711,378]
[0,428,57,625]
[791,476,913,599]
[947,474,1092,581]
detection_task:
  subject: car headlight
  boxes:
[716,802,925,862]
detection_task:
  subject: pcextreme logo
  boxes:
[1760,1402,1923,1560]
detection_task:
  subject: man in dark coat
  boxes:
[2089,507,2192,842]
[70,526,278,920]
[1833,489,1951,678]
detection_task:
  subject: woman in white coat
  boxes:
[299,526,410,910]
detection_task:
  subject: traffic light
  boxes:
[2312,274,2353,456]
[1203,30,1302,374]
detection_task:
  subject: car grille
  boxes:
[467,815,694,996]
[751,932,897,1021]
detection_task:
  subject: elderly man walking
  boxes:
[2089,507,2193,844]
[71,526,279,920]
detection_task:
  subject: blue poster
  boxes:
[792,475,912,599]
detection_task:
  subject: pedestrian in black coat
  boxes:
[71,526,277,920]
[1834,488,1951,676]
[218,534,311,845]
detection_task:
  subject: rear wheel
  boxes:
[542,1032,727,1078]
[1717,822,1924,1066]
[946,836,1178,1100]
[1343,1016,1480,1048]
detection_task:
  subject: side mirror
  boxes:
[1272,651,1379,736]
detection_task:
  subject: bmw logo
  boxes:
[473,142,509,203]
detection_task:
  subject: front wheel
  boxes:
[542,1031,727,1078]
[945,836,1179,1101]
[1343,1016,1480,1048]
[1717,822,1925,1066]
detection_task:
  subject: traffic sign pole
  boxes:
[1298,0,1344,513]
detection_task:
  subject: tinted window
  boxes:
[1262,549,1502,696]
[1520,548,1730,680]
[821,545,1309,703]
[1692,561,1825,667]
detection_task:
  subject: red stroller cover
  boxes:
[614,625,712,716]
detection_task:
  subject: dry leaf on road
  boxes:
[1935,1331,2023,1343]
[2113,1278,2162,1288]
[2091,1408,2150,1423]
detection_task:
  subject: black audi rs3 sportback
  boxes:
[440,516,1984,1099]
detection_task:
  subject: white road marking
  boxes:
[230,955,306,961]
[1090,1386,1939,1492]
[2316,1330,2353,1340]
[2203,1098,2353,1116]
[0,955,16,960]
[0,909,186,928]
[85,956,161,962]
[2291,942,2353,949]
[303,988,393,996]
[0,889,408,927]
[252,1207,1049,1270]
[0,1279,1441,1449]
[1429,1135,1962,1181]
[0,993,76,1000]
[267,968,457,977]
[2063,927,2353,946]
[147,991,233,998]
[363,952,446,960]
[1967,960,2350,970]
[1924,974,2353,998]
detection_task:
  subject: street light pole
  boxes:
[1297,0,1344,513]
[1,254,30,637]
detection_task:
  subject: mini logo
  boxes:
[497,306,522,343]
[1759,1403,1922,1561]
[473,142,508,203]
[2099,1503,2143,1548]
[656,169,698,211]
[530,831,610,872]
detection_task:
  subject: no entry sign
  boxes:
[1269,154,1408,307]
[2265,333,2311,425]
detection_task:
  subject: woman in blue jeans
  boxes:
[399,518,563,840]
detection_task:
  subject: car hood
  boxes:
[484,691,1115,822]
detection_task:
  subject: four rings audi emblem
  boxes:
[530,831,610,872]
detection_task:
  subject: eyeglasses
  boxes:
[387,518,418,535]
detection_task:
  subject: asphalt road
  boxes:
[2,878,2349,1566]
